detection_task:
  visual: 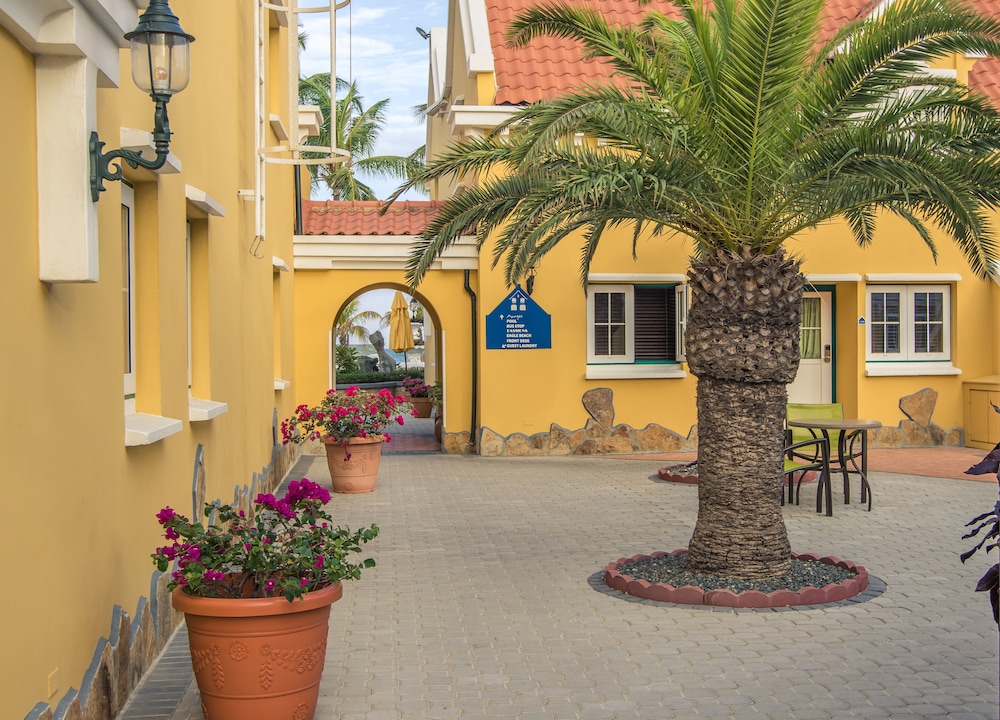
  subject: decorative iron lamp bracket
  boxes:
[89,0,193,202]
[90,98,172,201]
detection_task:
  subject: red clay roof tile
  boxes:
[487,0,999,105]
[301,200,443,236]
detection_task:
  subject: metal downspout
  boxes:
[294,170,303,235]
[464,270,478,447]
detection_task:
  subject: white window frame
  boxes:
[865,284,959,376]
[585,282,687,379]
[122,184,136,414]
[587,284,634,364]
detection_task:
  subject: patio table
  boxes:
[786,417,882,515]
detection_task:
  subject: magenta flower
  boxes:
[156,507,177,525]
[265,578,276,591]
[165,527,180,540]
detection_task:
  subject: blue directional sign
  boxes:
[486,286,552,349]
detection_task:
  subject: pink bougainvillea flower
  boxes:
[156,507,177,525]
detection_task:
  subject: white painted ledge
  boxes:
[865,362,962,377]
[189,398,228,422]
[585,364,687,380]
[185,185,226,217]
[125,413,183,446]
[274,378,291,390]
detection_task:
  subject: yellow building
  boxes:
[0,1,312,717]
[294,0,1000,456]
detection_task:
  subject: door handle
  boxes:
[823,344,832,363]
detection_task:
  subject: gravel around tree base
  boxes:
[617,554,854,594]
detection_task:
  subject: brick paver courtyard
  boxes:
[129,441,999,720]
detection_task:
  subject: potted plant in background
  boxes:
[152,479,379,720]
[281,386,412,493]
[401,375,433,418]
[428,381,444,442]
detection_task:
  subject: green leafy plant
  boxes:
[427,381,443,411]
[961,402,1000,625]
[281,386,413,449]
[336,344,361,373]
[152,479,378,602]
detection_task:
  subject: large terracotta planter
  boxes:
[322,436,383,493]
[410,397,433,418]
[172,583,343,720]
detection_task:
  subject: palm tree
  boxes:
[335,298,385,347]
[395,0,1000,579]
[298,74,424,200]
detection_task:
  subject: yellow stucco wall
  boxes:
[0,4,300,716]
[293,269,475,437]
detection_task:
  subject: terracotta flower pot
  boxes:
[410,396,433,418]
[172,583,343,720]
[321,436,383,493]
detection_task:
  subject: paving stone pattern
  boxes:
[163,453,998,720]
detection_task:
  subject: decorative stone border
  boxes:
[604,549,869,608]
[658,464,699,484]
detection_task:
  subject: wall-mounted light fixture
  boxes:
[409,297,422,323]
[90,0,194,202]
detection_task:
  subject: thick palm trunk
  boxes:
[684,248,804,579]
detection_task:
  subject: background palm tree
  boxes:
[396,0,1000,579]
[335,298,385,347]
[299,73,424,200]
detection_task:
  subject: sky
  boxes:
[298,0,447,202]
[297,0,449,331]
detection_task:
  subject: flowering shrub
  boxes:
[401,375,430,399]
[281,386,413,449]
[152,479,378,601]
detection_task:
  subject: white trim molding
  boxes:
[272,256,290,272]
[457,0,494,76]
[805,274,863,282]
[294,234,478,271]
[188,398,229,422]
[865,273,962,282]
[448,105,517,136]
[586,364,688,380]
[865,362,962,377]
[274,378,291,390]
[125,413,183,446]
[185,185,226,218]
[588,273,687,283]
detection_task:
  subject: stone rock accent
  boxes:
[26,440,299,720]
[448,388,962,456]
[478,427,505,456]
[900,387,937,427]
[582,388,614,429]
[442,430,474,454]
[470,388,699,457]
[635,424,686,452]
[874,425,904,448]
[504,434,531,457]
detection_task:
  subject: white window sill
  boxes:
[585,364,687,380]
[125,413,183,446]
[274,378,291,390]
[189,397,229,422]
[865,362,961,377]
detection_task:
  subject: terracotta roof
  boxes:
[486,0,999,105]
[301,200,444,236]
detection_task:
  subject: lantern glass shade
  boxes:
[130,32,191,96]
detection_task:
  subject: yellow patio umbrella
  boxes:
[389,291,415,369]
